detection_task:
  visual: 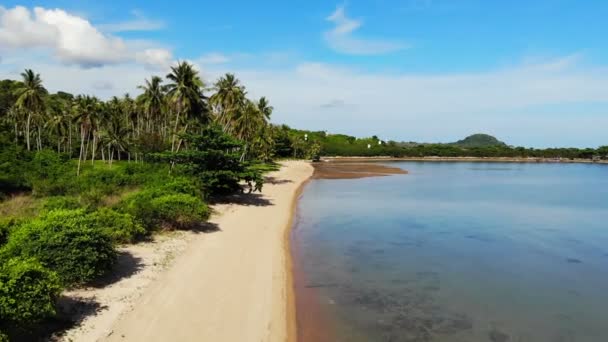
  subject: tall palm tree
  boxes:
[137,76,166,134]
[13,69,47,151]
[165,61,206,152]
[256,97,273,120]
[72,95,98,175]
[45,110,69,153]
[232,100,267,161]
[209,73,246,132]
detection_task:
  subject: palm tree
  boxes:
[72,95,98,175]
[13,69,47,151]
[256,97,273,120]
[45,111,69,153]
[231,100,267,161]
[165,61,206,152]
[137,76,166,134]
[209,73,246,132]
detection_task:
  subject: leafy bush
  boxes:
[0,210,117,286]
[150,194,209,229]
[118,177,209,231]
[156,177,201,198]
[26,150,71,196]
[0,257,61,325]
[0,218,22,247]
[84,208,145,244]
[80,189,105,208]
[118,189,158,230]
[41,196,83,212]
[0,330,7,342]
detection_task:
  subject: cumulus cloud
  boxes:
[136,48,173,69]
[99,10,165,33]
[198,52,230,65]
[324,5,407,55]
[0,5,172,68]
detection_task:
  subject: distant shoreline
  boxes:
[321,156,608,164]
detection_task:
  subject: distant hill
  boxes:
[452,134,506,147]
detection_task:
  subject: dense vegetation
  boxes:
[451,133,506,148]
[274,130,607,160]
[0,65,279,340]
[0,63,606,340]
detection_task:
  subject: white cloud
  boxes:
[99,10,165,33]
[198,52,230,65]
[136,48,173,69]
[324,5,407,55]
[0,5,172,68]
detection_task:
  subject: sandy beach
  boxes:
[60,161,313,342]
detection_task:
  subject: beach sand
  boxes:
[75,160,312,342]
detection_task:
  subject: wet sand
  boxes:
[322,156,608,164]
[313,161,408,179]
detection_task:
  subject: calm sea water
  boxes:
[292,162,608,342]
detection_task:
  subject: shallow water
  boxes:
[292,162,608,342]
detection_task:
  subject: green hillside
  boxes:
[452,134,507,147]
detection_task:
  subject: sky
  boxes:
[1,0,607,148]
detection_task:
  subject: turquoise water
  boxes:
[293,162,608,342]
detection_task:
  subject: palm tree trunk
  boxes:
[171,110,182,152]
[77,128,85,176]
[240,143,248,162]
[91,132,96,165]
[68,123,72,156]
[83,132,90,162]
[37,126,42,151]
[26,112,32,151]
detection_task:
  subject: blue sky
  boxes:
[1,0,607,147]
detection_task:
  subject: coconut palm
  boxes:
[231,100,268,161]
[45,111,69,153]
[209,73,246,132]
[137,76,166,134]
[13,69,47,151]
[256,97,273,120]
[165,61,206,151]
[72,95,98,175]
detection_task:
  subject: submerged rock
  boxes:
[489,328,510,342]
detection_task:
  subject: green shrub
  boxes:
[0,210,117,286]
[0,144,32,198]
[0,218,21,247]
[41,196,83,212]
[118,189,158,230]
[80,189,105,208]
[120,190,208,231]
[150,194,209,229]
[157,177,201,197]
[0,257,61,325]
[0,330,8,342]
[26,150,70,196]
[84,208,145,244]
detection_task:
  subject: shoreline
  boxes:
[321,156,608,164]
[60,161,313,342]
[284,172,313,342]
